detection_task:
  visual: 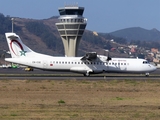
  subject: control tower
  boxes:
[56,5,87,57]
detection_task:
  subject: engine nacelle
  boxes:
[85,52,97,60]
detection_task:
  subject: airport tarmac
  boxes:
[0,68,160,80]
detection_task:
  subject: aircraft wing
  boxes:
[81,52,97,61]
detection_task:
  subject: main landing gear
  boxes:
[83,72,90,77]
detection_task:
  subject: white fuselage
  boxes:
[5,54,156,75]
[4,32,157,76]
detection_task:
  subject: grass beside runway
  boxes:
[0,79,160,119]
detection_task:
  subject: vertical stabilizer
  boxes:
[5,32,34,58]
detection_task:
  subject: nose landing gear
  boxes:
[145,73,149,77]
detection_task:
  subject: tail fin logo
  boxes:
[10,40,27,56]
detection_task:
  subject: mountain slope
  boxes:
[1,13,160,59]
[110,27,160,41]
[0,14,117,57]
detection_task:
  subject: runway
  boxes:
[0,68,160,80]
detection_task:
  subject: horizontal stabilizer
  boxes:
[7,35,18,39]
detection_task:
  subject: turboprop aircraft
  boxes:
[5,32,156,76]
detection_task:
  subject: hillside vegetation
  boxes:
[0,13,160,57]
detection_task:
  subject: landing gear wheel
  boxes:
[145,73,149,77]
[84,72,90,77]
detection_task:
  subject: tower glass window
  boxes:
[59,9,84,16]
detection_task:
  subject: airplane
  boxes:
[4,32,156,76]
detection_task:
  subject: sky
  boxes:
[0,0,160,33]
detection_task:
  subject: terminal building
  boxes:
[56,5,87,57]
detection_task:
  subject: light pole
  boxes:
[11,18,14,33]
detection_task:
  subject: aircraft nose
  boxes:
[153,65,157,71]
[150,64,157,72]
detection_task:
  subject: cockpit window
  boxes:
[143,61,149,64]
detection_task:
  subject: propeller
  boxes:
[104,50,112,61]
